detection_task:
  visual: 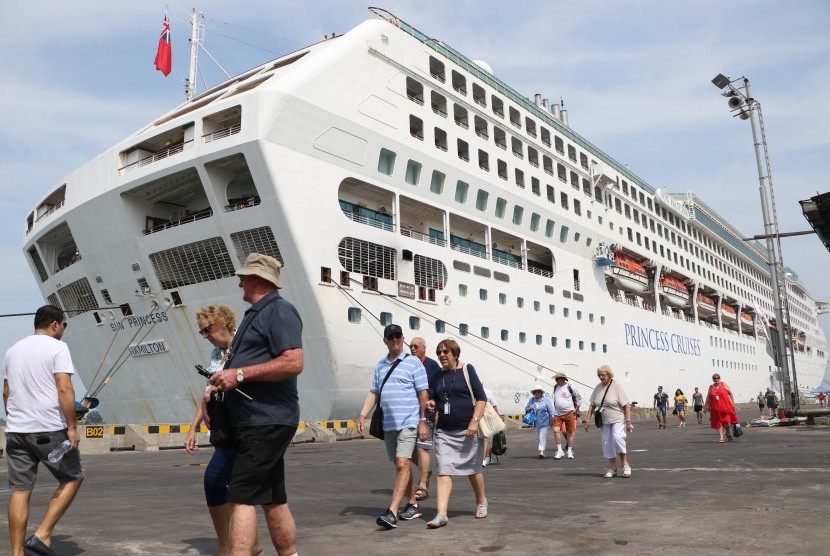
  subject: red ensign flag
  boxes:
[154,15,172,76]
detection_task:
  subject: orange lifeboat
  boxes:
[696,293,716,317]
[740,312,753,332]
[721,304,737,324]
[608,252,649,294]
[797,332,806,345]
[660,275,689,308]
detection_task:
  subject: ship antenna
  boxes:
[185,9,201,100]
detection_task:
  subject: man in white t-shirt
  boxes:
[2,305,84,556]
[552,372,582,459]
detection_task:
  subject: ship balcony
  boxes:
[450,242,487,259]
[401,228,447,247]
[202,124,241,143]
[118,140,194,175]
[493,253,522,269]
[143,207,213,235]
[342,210,394,232]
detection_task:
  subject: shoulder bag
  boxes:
[594,380,613,428]
[461,365,505,439]
[369,354,409,440]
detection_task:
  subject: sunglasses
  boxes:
[198,324,212,336]
[436,348,451,355]
[385,333,403,340]
[61,321,68,329]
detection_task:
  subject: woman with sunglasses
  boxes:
[185,305,262,556]
[704,373,739,443]
[426,339,488,528]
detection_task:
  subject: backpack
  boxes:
[490,430,507,456]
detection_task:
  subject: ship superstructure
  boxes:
[22,9,828,423]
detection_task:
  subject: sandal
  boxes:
[427,514,448,529]
[475,504,488,519]
[415,486,429,501]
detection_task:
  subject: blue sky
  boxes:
[1,1,828,385]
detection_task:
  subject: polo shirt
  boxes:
[371,352,428,432]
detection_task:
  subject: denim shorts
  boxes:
[6,430,84,490]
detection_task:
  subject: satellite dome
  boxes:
[472,60,493,74]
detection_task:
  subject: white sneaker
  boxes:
[553,449,565,460]
[622,466,632,478]
[482,458,488,467]
[604,469,617,478]
[566,450,574,459]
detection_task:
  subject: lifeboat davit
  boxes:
[660,275,689,308]
[608,252,649,294]
[740,311,753,332]
[696,294,716,317]
[721,304,737,324]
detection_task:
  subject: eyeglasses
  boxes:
[410,344,424,350]
[198,324,212,336]
[385,333,403,340]
[61,321,68,329]
[436,348,451,355]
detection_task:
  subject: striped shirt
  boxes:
[371,352,428,432]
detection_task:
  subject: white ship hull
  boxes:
[21,13,829,423]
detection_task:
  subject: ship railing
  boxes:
[451,242,487,259]
[34,200,65,224]
[527,265,553,279]
[401,228,447,247]
[143,208,213,235]
[493,254,522,270]
[202,124,242,143]
[343,211,395,232]
[118,140,193,175]
[224,198,261,212]
[407,92,424,105]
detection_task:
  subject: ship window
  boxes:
[531,178,540,196]
[362,276,378,291]
[541,127,551,146]
[574,232,581,243]
[435,320,446,333]
[520,332,527,343]
[453,260,471,272]
[340,271,350,287]
[460,323,469,336]
[591,342,597,352]
[338,237,397,280]
[474,116,488,139]
[100,289,113,304]
[27,247,48,282]
[577,310,582,320]
[491,95,504,117]
[120,303,134,317]
[589,313,595,323]
[551,337,558,347]
[497,159,508,180]
[570,171,579,189]
[566,145,576,162]
[429,56,445,82]
[509,107,521,128]
[434,128,448,151]
[574,199,581,216]
[545,220,555,238]
[560,192,569,210]
[534,301,541,311]
[409,316,420,330]
[549,304,555,314]
[564,308,570,318]
[559,226,569,243]
[472,83,486,106]
[511,137,523,158]
[494,127,506,149]
[455,180,469,203]
[566,339,572,349]
[580,153,589,170]
[451,70,467,94]
[478,150,489,171]
[554,136,564,154]
[380,312,392,326]
[515,169,525,188]
[512,205,524,225]
[430,170,446,194]
[378,149,395,176]
[458,284,468,296]
[321,267,332,283]
[430,90,447,116]
[414,255,447,290]
[453,104,468,128]
[348,307,362,323]
[405,160,422,185]
[476,189,489,211]
[479,288,488,301]
[457,139,470,162]
[481,327,490,339]
[546,185,556,203]
[170,291,183,306]
[530,213,540,232]
[501,329,509,341]
[602,344,608,353]
[493,271,510,282]
[409,115,424,140]
[499,293,507,305]
[149,237,235,289]
[405,77,424,104]
[579,340,585,350]
[36,221,81,273]
[557,163,567,182]
[536,334,543,345]
[495,198,507,219]
[93,312,102,325]
[517,297,525,308]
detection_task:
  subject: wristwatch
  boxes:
[236,369,245,383]
[419,417,428,422]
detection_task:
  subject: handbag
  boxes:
[207,392,234,449]
[522,409,537,426]
[594,380,612,428]
[732,423,744,437]
[461,365,505,439]
[369,355,409,440]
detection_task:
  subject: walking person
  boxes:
[551,372,581,459]
[704,373,739,443]
[525,386,555,459]
[674,389,687,428]
[765,388,778,418]
[186,305,263,556]
[653,385,669,429]
[481,382,500,466]
[584,365,634,478]
[357,325,429,529]
[756,391,766,418]
[2,305,84,556]
[692,387,704,424]
[206,253,303,556]
[426,339,488,528]
[408,337,440,501]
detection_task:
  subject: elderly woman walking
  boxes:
[704,373,739,443]
[525,386,555,458]
[584,365,634,478]
[426,339,488,528]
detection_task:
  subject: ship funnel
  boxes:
[560,109,569,126]
[542,98,549,109]
[534,93,543,107]
[551,103,561,118]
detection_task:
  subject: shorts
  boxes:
[694,405,703,412]
[384,427,417,461]
[226,424,296,506]
[6,430,84,491]
[674,404,685,413]
[655,406,667,416]
[758,403,765,409]
[553,411,577,433]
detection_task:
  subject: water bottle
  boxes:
[48,440,72,463]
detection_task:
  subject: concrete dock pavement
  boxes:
[1,409,828,555]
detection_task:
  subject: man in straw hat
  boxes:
[208,253,303,556]
[551,372,582,460]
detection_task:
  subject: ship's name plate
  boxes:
[129,339,169,357]
[111,311,169,332]
[624,323,701,356]
[398,281,416,299]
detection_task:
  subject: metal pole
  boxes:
[743,79,792,409]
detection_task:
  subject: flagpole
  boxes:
[185,9,201,100]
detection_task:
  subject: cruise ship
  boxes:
[21,8,829,424]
